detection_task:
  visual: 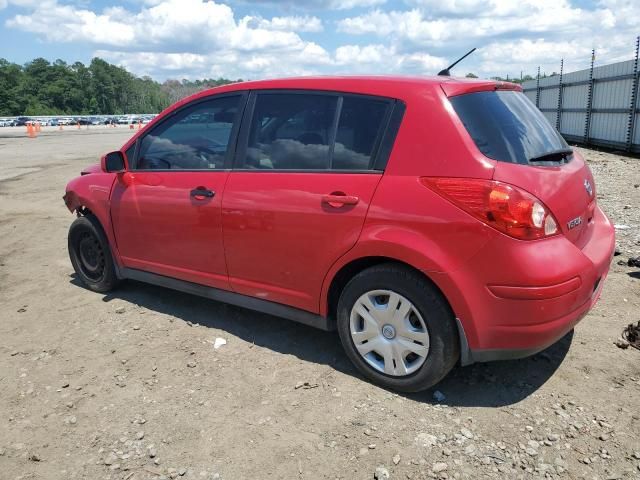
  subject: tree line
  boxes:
[0,57,241,116]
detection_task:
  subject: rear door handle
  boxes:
[190,187,215,198]
[322,193,359,207]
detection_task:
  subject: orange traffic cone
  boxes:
[27,123,35,138]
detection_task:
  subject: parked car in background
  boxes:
[63,76,615,392]
[14,116,31,126]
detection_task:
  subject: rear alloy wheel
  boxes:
[337,263,459,392]
[68,215,118,293]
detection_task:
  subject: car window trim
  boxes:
[326,96,343,170]
[232,89,399,173]
[129,91,248,172]
[374,100,406,171]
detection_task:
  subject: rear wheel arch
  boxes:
[334,261,461,391]
[326,256,454,322]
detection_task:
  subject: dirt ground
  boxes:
[0,125,639,480]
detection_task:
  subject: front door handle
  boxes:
[322,193,359,208]
[190,187,215,199]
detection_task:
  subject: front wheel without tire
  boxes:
[68,215,118,293]
[336,263,459,392]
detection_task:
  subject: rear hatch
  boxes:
[449,89,596,246]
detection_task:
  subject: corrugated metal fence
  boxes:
[522,43,640,153]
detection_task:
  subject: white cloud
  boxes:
[335,44,445,73]
[95,43,446,81]
[337,2,602,41]
[232,0,386,9]
[337,1,639,77]
[6,0,307,52]
[3,0,640,81]
[333,0,386,8]
[245,15,323,33]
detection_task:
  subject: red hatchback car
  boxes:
[64,76,615,392]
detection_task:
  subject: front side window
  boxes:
[136,95,240,170]
[242,93,337,170]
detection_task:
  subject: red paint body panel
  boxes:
[110,171,230,290]
[492,150,597,247]
[488,277,582,300]
[222,172,381,312]
[64,75,616,362]
[428,205,614,350]
[64,171,120,264]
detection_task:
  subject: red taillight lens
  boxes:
[421,177,559,240]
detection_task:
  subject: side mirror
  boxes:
[102,151,126,173]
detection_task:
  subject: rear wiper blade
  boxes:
[528,148,574,164]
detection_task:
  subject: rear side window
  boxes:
[242,94,337,170]
[333,96,389,170]
[450,91,570,165]
[239,92,393,171]
[136,95,240,170]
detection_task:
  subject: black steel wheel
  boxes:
[68,215,118,292]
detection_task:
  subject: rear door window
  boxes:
[450,90,570,165]
[333,96,389,170]
[238,92,394,171]
[241,93,337,170]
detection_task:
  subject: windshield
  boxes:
[450,90,570,165]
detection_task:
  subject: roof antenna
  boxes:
[438,48,477,76]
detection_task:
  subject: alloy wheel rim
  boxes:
[349,289,430,377]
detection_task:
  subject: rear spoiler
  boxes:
[441,80,522,98]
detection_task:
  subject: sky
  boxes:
[0,0,638,82]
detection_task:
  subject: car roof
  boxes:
[169,75,521,114]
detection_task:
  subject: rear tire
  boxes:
[68,215,118,293]
[337,263,459,392]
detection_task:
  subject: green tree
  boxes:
[0,56,239,116]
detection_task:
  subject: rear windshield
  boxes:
[450,90,570,165]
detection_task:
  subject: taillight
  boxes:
[421,177,559,240]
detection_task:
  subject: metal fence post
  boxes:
[583,50,595,145]
[626,37,639,152]
[556,59,564,132]
[535,66,540,108]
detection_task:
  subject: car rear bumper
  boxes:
[434,206,615,365]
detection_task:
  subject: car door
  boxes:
[222,91,398,313]
[110,93,245,290]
